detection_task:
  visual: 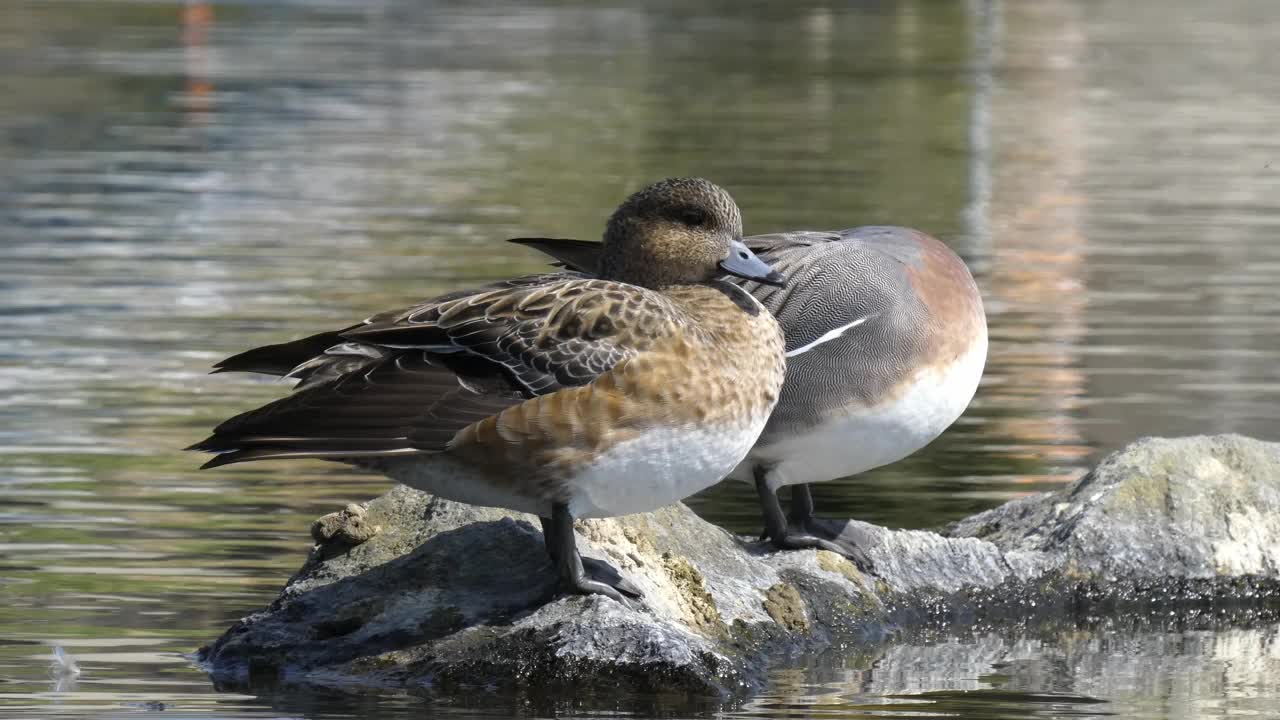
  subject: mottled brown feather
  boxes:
[443,282,784,491]
[191,273,783,473]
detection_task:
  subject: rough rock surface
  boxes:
[198,435,1280,698]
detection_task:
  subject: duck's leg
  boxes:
[539,516,558,560]
[789,482,816,523]
[542,514,640,596]
[545,504,642,604]
[787,483,875,570]
[754,468,873,570]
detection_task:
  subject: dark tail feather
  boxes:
[192,433,427,468]
[198,446,424,469]
[508,237,602,273]
[211,329,355,377]
[200,448,303,469]
[189,433,410,452]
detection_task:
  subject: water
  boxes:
[2,1,1279,717]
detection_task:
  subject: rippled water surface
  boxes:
[3,1,1279,718]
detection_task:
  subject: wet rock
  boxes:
[198,435,1280,699]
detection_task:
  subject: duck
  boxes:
[189,178,788,603]
[511,225,987,567]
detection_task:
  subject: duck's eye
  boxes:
[676,207,708,227]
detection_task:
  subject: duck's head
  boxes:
[599,177,785,289]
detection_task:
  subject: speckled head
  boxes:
[600,178,783,289]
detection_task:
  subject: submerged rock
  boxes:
[198,435,1280,699]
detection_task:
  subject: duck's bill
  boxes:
[720,239,786,287]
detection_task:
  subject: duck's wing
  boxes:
[210,329,354,379]
[190,274,676,468]
[206,287,502,384]
[190,349,517,467]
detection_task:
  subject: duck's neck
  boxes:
[599,227,710,288]
[659,281,763,319]
[599,253,686,289]
[599,263,703,291]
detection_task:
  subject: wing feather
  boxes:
[191,273,676,467]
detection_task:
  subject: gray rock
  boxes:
[198,435,1280,699]
[950,434,1280,579]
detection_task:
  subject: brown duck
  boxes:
[190,178,787,603]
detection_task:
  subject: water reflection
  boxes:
[2,0,1280,718]
[746,620,1280,720]
[979,0,1091,486]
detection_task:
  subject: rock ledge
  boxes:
[198,435,1280,698]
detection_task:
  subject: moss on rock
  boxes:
[763,583,808,632]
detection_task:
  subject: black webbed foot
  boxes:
[580,555,644,599]
[542,508,643,606]
[779,514,874,571]
[753,472,875,571]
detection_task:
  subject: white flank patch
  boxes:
[740,333,988,488]
[786,316,873,357]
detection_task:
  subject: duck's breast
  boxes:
[568,285,784,517]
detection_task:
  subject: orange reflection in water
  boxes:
[181,1,213,122]
[981,1,1091,483]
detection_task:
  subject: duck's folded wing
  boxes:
[341,275,667,395]
[191,275,669,467]
[209,328,356,379]
[200,279,556,382]
[189,351,519,467]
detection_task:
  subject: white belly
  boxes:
[387,455,551,516]
[387,415,771,520]
[568,419,767,519]
[733,337,987,490]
